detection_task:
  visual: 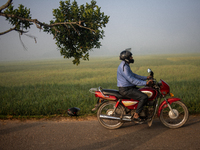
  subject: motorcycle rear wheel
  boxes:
[160,101,189,128]
[97,101,125,129]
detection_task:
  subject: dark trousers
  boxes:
[119,86,148,114]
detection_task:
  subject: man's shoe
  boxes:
[133,117,144,124]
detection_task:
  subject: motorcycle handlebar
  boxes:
[150,72,154,77]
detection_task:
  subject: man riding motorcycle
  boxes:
[117,50,153,122]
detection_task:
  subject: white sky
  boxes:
[0,0,200,61]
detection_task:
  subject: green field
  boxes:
[0,53,200,118]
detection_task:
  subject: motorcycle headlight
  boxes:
[170,93,174,97]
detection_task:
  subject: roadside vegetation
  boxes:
[0,53,200,119]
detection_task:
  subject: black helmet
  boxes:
[119,50,134,63]
[67,107,80,116]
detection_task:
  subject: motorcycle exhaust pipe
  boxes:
[99,115,132,122]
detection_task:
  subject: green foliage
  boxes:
[45,0,109,65]
[4,4,32,30]
[2,0,109,65]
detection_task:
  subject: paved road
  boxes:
[0,115,200,150]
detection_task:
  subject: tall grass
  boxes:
[0,53,200,118]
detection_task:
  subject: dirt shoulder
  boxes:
[0,115,98,124]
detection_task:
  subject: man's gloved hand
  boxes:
[146,79,154,86]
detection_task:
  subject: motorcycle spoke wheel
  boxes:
[97,101,125,129]
[160,101,189,128]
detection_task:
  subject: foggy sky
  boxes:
[0,0,200,61]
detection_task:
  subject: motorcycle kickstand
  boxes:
[148,100,159,127]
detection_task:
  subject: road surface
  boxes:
[0,115,200,150]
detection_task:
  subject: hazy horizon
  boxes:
[1,0,200,62]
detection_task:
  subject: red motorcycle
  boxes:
[89,69,189,129]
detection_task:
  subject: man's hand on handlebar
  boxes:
[147,76,153,80]
[146,79,154,86]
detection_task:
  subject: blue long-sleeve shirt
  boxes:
[117,61,147,87]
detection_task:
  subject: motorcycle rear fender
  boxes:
[95,91,117,100]
[157,97,181,117]
[92,98,106,111]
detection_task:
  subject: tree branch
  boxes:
[0,0,12,12]
[0,0,109,65]
[0,25,15,35]
[0,12,95,36]
[0,22,19,35]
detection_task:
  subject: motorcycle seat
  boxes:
[102,89,130,99]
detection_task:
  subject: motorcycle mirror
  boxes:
[147,68,152,73]
[147,68,154,77]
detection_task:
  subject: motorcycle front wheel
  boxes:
[160,101,189,128]
[97,101,125,129]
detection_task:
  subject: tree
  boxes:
[0,0,109,65]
